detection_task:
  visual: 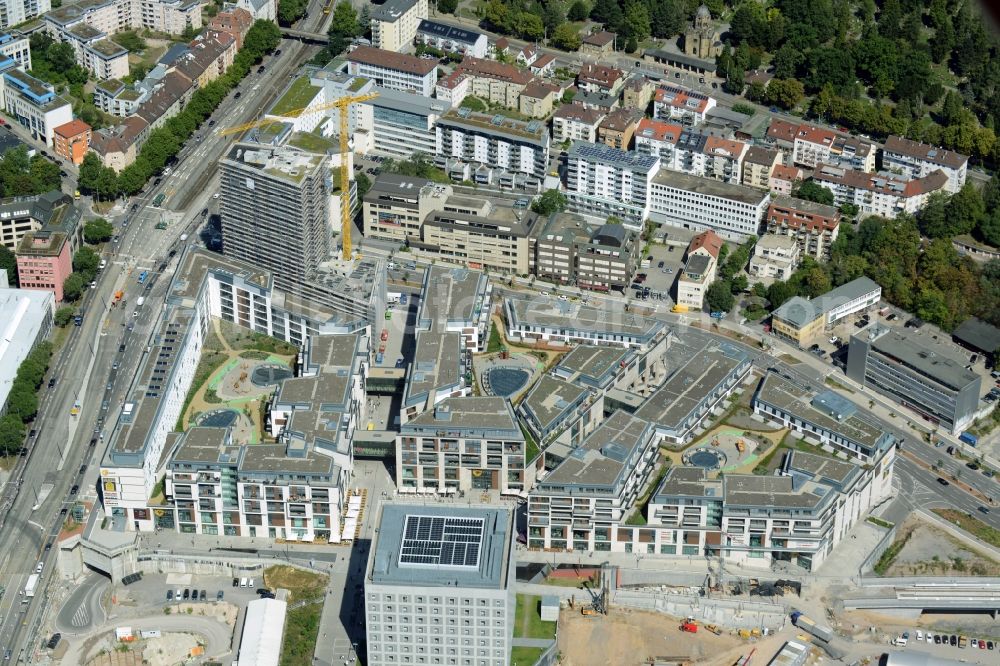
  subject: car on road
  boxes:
[232,578,239,587]
[770,107,779,112]
[657,260,664,268]
[167,590,173,601]
[79,464,86,473]
[257,65,265,73]
[199,590,207,601]
[937,477,950,485]
[3,648,10,660]
[208,120,215,127]
[216,590,224,601]
[950,635,957,646]
[48,376,56,388]
[978,506,990,514]
[44,541,52,551]
[274,49,282,56]
[70,484,79,495]
[29,429,36,439]
[234,91,241,99]
[182,589,190,600]
[933,634,941,644]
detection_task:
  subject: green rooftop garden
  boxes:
[270,76,321,117]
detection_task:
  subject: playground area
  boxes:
[180,321,297,443]
[669,426,785,475]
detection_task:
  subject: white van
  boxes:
[239,577,248,588]
[99,259,107,270]
[248,578,255,588]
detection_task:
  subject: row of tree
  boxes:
[77,20,282,200]
[0,341,52,455]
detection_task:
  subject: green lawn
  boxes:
[510,646,544,666]
[279,602,322,666]
[486,320,503,353]
[514,595,557,640]
[934,509,1000,548]
[288,131,336,153]
[520,421,540,465]
[271,76,321,116]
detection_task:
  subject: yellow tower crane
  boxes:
[218,91,379,260]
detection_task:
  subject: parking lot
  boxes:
[630,241,689,304]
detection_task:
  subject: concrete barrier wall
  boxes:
[612,589,787,630]
[617,568,707,588]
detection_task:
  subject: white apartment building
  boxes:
[358,87,447,158]
[634,117,683,160]
[503,297,666,350]
[552,105,605,144]
[646,441,893,571]
[748,234,799,280]
[370,0,427,52]
[345,46,437,97]
[881,135,968,194]
[0,0,50,29]
[365,504,516,666]
[363,174,445,244]
[653,85,716,126]
[742,145,781,190]
[436,107,550,180]
[234,0,275,21]
[648,169,769,241]
[2,68,73,146]
[675,229,722,311]
[565,140,660,229]
[414,19,487,58]
[789,123,876,173]
[527,411,657,551]
[812,165,948,219]
[44,0,202,40]
[0,32,31,70]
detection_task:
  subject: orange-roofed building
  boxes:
[52,119,91,166]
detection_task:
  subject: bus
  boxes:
[151,193,166,208]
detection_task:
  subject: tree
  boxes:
[73,247,100,281]
[459,96,487,112]
[766,280,796,310]
[568,0,589,21]
[945,183,985,236]
[518,12,545,41]
[794,181,834,206]
[84,218,114,244]
[621,0,650,42]
[531,189,568,216]
[706,280,735,312]
[978,209,1000,248]
[551,23,582,51]
[55,306,75,327]
[764,78,805,109]
[6,384,37,421]
[650,0,684,38]
[355,172,372,201]
[0,414,24,456]
[246,18,282,52]
[62,273,86,302]
[278,0,307,26]
[731,274,749,294]
[772,43,805,79]
[437,0,458,13]
[0,245,16,286]
[329,1,360,37]
[542,2,565,35]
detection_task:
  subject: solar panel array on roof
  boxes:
[399,515,485,568]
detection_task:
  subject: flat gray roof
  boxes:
[555,345,631,386]
[405,330,462,406]
[723,474,829,510]
[505,297,664,341]
[653,466,719,501]
[652,169,769,206]
[753,373,891,454]
[403,396,521,437]
[168,426,339,479]
[784,450,858,490]
[274,334,361,409]
[365,85,449,116]
[419,265,487,329]
[634,344,748,430]
[369,504,512,590]
[536,410,651,491]
[520,375,589,433]
[861,325,979,391]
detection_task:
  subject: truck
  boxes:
[960,431,978,447]
[671,304,689,313]
[23,574,38,598]
[70,400,81,416]
[387,292,401,305]
[959,635,968,648]
[114,290,124,303]
[789,611,833,642]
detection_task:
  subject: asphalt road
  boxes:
[0,5,332,660]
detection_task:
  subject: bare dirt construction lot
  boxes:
[885,514,1000,576]
[557,607,783,665]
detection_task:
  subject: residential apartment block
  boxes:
[765,197,841,262]
[44,0,202,49]
[769,163,802,196]
[0,0,50,29]
[675,229,722,310]
[552,105,605,144]
[533,213,637,292]
[396,397,537,493]
[357,85,447,159]
[527,411,657,551]
[847,324,981,434]
[793,125,875,172]
[415,19,487,58]
[648,169,769,241]
[565,140,659,228]
[450,57,533,110]
[2,68,73,146]
[363,174,446,244]
[652,85,715,125]
[748,234,799,281]
[0,190,81,252]
[503,297,665,349]
[742,145,781,190]
[647,445,892,570]
[597,108,643,151]
[346,46,437,97]
[364,504,515,666]
[519,373,600,454]
[752,372,896,463]
[0,32,30,69]
[881,135,968,194]
[436,107,550,181]
[370,0,427,52]
[52,118,91,165]
[812,165,948,219]
[576,63,624,96]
